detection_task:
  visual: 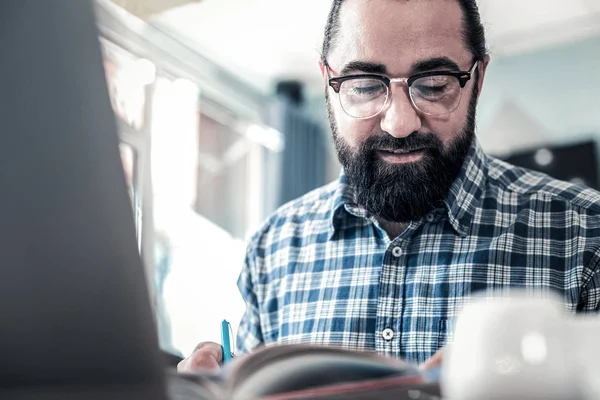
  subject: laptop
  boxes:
[0,1,168,398]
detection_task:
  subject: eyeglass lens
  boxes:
[338,75,463,118]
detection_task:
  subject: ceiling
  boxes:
[148,0,600,96]
[111,0,201,18]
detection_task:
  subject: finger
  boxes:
[193,342,224,362]
[420,348,444,371]
[177,342,223,373]
[178,352,220,372]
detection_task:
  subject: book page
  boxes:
[221,344,420,399]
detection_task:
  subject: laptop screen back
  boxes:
[0,1,166,395]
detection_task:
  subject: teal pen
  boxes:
[220,319,233,363]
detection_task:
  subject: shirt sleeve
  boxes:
[580,263,600,312]
[578,241,600,312]
[234,244,264,355]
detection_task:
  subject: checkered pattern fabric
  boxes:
[235,140,600,364]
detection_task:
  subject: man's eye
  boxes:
[418,85,448,95]
[347,79,386,97]
[413,76,456,100]
[342,79,386,97]
[352,85,382,95]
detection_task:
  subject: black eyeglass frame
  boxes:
[325,60,480,118]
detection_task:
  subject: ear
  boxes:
[319,60,329,88]
[475,55,491,103]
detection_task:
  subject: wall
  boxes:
[472,35,600,156]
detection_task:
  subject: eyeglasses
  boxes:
[326,61,479,119]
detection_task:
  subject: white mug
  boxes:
[441,290,599,400]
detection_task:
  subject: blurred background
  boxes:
[94,0,600,357]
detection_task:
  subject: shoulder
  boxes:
[246,179,339,255]
[486,156,600,215]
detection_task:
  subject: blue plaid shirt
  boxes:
[235,140,600,364]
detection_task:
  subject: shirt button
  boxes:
[382,328,395,340]
[392,246,403,257]
[426,213,435,223]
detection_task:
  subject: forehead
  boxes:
[329,0,470,74]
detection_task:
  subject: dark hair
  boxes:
[321,0,488,64]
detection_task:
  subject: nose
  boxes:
[379,84,422,139]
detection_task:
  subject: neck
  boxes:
[377,219,409,239]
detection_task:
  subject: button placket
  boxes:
[376,243,405,356]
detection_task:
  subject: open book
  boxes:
[167,344,442,400]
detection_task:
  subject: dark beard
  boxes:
[327,89,478,224]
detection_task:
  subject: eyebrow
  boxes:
[338,57,462,76]
[340,61,387,75]
[411,57,461,73]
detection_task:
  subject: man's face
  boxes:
[322,0,488,223]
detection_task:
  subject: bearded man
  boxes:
[178,0,600,372]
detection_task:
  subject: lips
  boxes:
[379,148,424,154]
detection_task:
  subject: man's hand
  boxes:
[177,342,223,373]
[420,348,444,371]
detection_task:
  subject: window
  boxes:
[101,38,155,249]
[151,87,283,355]
[97,33,283,358]
[195,103,278,239]
[119,142,137,208]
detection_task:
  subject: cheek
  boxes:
[334,108,378,149]
[422,92,473,146]
[423,118,463,146]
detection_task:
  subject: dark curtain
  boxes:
[266,96,328,206]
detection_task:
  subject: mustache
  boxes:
[360,132,444,154]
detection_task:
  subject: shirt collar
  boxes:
[328,139,488,238]
[328,173,364,238]
[442,139,488,237]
